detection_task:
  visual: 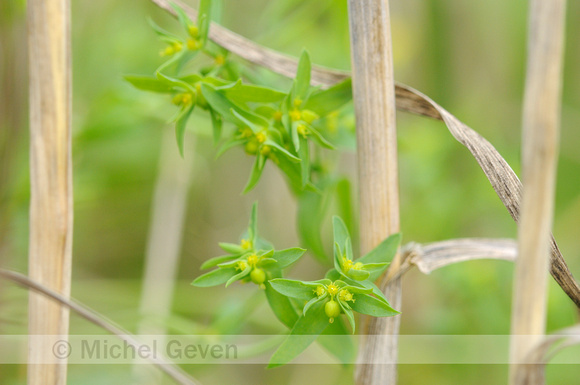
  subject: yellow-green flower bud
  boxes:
[250,268,266,285]
[325,300,341,323]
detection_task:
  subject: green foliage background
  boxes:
[1,0,579,383]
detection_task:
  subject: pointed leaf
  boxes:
[272,248,306,269]
[219,242,244,254]
[216,137,245,158]
[298,136,309,187]
[363,262,390,282]
[268,300,329,367]
[197,0,212,44]
[243,154,266,193]
[318,318,356,364]
[347,269,370,281]
[294,50,311,100]
[308,125,335,149]
[269,279,317,301]
[225,266,251,287]
[192,267,237,287]
[303,293,327,314]
[325,269,341,281]
[200,254,239,270]
[304,79,352,116]
[265,140,301,163]
[359,233,401,264]
[223,83,286,104]
[350,293,399,317]
[170,2,195,31]
[124,75,173,93]
[175,104,195,156]
[338,300,356,333]
[209,108,223,144]
[333,216,350,252]
[265,281,299,328]
[148,18,181,42]
[247,202,258,243]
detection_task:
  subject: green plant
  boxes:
[126,1,401,367]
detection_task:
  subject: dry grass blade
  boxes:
[513,325,580,385]
[0,269,202,385]
[395,84,580,309]
[147,0,580,308]
[396,238,517,280]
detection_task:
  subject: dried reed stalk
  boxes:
[346,1,401,384]
[509,0,566,383]
[27,1,73,384]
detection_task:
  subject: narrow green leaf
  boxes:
[219,242,244,254]
[268,300,329,368]
[318,318,355,364]
[175,104,194,156]
[192,267,237,287]
[363,262,390,282]
[333,216,350,256]
[347,269,370,281]
[325,269,340,281]
[216,137,245,159]
[345,237,354,264]
[291,122,300,152]
[223,83,286,104]
[200,254,238,270]
[179,73,203,85]
[338,300,356,333]
[265,140,301,163]
[304,79,352,116]
[298,136,309,187]
[303,293,327,314]
[344,277,390,304]
[272,248,306,269]
[359,233,401,264]
[170,2,195,31]
[308,125,335,149]
[275,154,303,193]
[225,266,251,287]
[340,285,373,295]
[294,50,311,100]
[231,108,269,129]
[297,190,329,262]
[200,83,238,122]
[265,281,299,328]
[243,154,266,193]
[269,279,317,302]
[198,0,212,44]
[124,75,173,93]
[148,18,181,42]
[350,293,399,317]
[334,178,355,241]
[248,202,258,244]
[209,107,223,144]
[156,71,195,92]
[334,241,343,275]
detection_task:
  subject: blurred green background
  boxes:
[1,0,579,383]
